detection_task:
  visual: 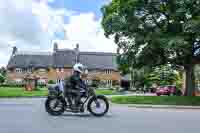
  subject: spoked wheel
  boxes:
[45,98,65,116]
[87,95,109,117]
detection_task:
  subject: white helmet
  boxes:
[73,63,84,73]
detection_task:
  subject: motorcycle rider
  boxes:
[65,63,87,111]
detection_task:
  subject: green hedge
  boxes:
[111,96,200,106]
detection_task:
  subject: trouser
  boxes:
[70,90,81,107]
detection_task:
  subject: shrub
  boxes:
[0,74,5,84]
[112,80,120,86]
[48,80,55,84]
[91,79,100,88]
[38,84,46,88]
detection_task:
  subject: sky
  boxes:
[0,0,116,67]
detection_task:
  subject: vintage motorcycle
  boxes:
[45,83,109,117]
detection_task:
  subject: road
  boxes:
[0,98,199,133]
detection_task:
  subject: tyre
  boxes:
[87,95,109,117]
[45,97,65,116]
[156,94,161,96]
[176,90,183,96]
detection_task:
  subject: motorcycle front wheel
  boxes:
[45,97,65,116]
[87,95,109,117]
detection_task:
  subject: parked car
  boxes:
[156,85,182,96]
[149,87,157,93]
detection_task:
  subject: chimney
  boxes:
[53,42,58,52]
[75,43,79,51]
[75,43,80,63]
[12,46,18,55]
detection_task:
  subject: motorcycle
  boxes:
[45,84,109,117]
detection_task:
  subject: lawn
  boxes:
[0,87,118,97]
[0,87,48,97]
[95,89,119,95]
[111,96,200,106]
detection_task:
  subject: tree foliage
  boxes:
[0,74,5,84]
[101,0,200,96]
[144,65,181,88]
[0,67,6,77]
[0,67,6,84]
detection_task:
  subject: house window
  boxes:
[196,80,200,91]
[24,68,32,73]
[85,80,92,86]
[59,78,64,82]
[15,79,23,84]
[105,70,112,74]
[106,80,112,86]
[56,68,64,73]
[16,68,22,73]
[56,79,64,83]
[38,69,46,74]
[38,79,46,85]
[110,80,112,86]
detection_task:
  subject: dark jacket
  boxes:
[65,71,86,91]
[70,72,81,90]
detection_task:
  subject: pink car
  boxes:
[156,85,182,96]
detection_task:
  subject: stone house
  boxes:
[6,43,120,87]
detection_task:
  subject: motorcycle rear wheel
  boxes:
[45,97,65,116]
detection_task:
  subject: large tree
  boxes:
[101,0,200,96]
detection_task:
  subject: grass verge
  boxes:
[95,89,119,95]
[0,87,118,97]
[0,87,48,97]
[111,96,200,106]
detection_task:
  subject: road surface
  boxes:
[0,98,199,133]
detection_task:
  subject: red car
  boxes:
[156,85,182,96]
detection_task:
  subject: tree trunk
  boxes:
[184,65,195,96]
[130,68,134,90]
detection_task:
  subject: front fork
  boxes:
[89,88,101,108]
[93,95,101,108]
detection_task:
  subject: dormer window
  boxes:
[16,68,22,73]
[105,69,112,74]
[38,69,46,73]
